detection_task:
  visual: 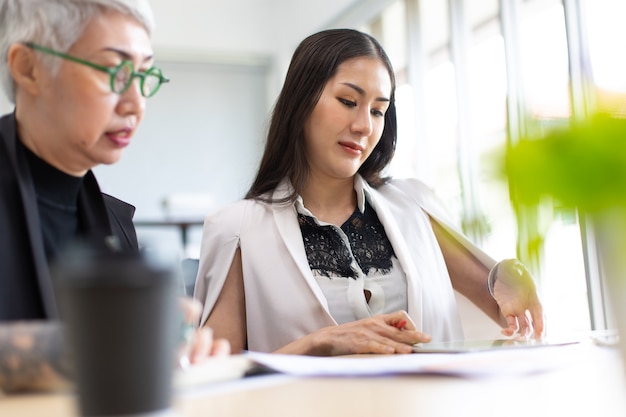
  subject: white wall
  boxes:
[93,59,270,220]
[148,0,387,97]
[149,0,358,55]
[93,58,270,256]
[0,93,12,115]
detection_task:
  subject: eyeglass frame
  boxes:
[23,41,169,98]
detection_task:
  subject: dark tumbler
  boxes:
[52,242,179,417]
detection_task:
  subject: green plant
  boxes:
[506,113,626,213]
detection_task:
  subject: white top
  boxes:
[194,175,497,352]
[294,184,408,324]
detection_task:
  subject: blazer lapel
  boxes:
[271,180,333,314]
[2,114,59,318]
[360,178,424,331]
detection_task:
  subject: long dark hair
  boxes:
[246,28,397,202]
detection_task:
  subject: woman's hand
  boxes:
[276,311,431,356]
[178,298,231,367]
[186,326,231,363]
[491,259,544,339]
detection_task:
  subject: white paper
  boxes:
[245,342,589,377]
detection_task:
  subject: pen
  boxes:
[177,297,203,369]
[179,322,194,369]
[394,319,407,330]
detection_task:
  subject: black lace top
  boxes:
[298,200,396,279]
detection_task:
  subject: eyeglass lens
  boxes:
[142,67,164,97]
[112,62,164,97]
[112,61,134,93]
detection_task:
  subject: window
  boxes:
[359,0,610,336]
[585,0,626,113]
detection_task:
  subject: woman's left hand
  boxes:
[491,259,544,339]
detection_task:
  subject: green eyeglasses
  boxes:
[24,42,169,98]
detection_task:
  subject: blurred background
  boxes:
[1,0,623,337]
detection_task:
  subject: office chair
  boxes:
[180,258,200,296]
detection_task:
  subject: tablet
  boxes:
[412,337,580,353]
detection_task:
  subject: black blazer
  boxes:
[0,112,139,320]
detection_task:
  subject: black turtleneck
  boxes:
[20,141,84,263]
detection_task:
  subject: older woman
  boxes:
[0,0,227,393]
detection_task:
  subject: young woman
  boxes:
[195,28,544,355]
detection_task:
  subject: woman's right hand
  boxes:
[275,311,431,356]
[178,297,231,368]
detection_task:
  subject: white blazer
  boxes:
[194,176,496,352]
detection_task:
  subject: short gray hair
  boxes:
[0,0,154,104]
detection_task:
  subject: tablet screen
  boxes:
[412,337,580,353]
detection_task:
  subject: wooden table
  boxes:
[2,343,625,417]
